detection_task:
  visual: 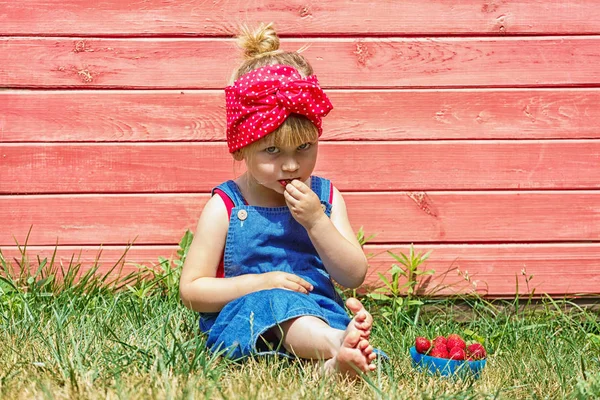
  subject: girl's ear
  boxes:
[232,151,245,161]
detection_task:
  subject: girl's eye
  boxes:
[298,143,311,150]
[265,146,279,154]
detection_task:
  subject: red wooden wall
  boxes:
[1,1,599,297]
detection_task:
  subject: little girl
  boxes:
[179,23,378,376]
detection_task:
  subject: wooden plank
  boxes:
[2,37,600,89]
[0,245,179,279]
[3,89,600,142]
[364,244,600,297]
[1,141,599,193]
[1,192,598,246]
[0,90,227,142]
[349,192,600,244]
[3,1,600,36]
[0,194,205,246]
[2,243,599,297]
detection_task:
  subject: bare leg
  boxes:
[273,315,343,359]
[273,298,377,377]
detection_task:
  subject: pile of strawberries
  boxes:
[415,334,486,361]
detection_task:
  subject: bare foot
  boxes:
[345,297,373,340]
[324,331,377,377]
[322,299,377,377]
[358,337,378,365]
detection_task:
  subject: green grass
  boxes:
[1,243,600,399]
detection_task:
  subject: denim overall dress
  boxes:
[199,176,351,360]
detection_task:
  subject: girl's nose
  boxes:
[282,157,299,172]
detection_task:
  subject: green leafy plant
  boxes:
[574,370,600,399]
[356,226,377,247]
[366,244,434,322]
[133,230,193,300]
[0,227,142,301]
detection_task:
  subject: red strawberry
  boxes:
[432,336,447,348]
[415,337,431,354]
[449,347,466,360]
[446,334,466,352]
[467,343,486,360]
[429,346,449,359]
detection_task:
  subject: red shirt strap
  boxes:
[329,183,334,204]
[214,188,235,219]
[212,188,234,278]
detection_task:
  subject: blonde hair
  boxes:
[230,23,319,161]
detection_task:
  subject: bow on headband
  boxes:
[225,64,333,153]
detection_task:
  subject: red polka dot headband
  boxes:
[225,64,333,153]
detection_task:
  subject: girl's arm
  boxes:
[284,182,368,288]
[179,194,313,313]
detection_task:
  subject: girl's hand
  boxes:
[283,180,326,229]
[260,271,314,294]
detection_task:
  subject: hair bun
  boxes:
[237,22,280,59]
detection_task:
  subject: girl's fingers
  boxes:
[281,278,305,293]
[290,180,308,193]
[283,190,298,205]
[287,274,313,292]
[285,184,303,201]
[284,186,303,200]
[293,284,308,294]
[291,283,308,294]
[287,180,313,197]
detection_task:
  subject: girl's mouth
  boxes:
[278,178,298,187]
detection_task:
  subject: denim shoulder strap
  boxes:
[311,176,333,204]
[211,180,246,207]
[311,176,333,217]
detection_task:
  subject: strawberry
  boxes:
[467,343,486,360]
[432,336,447,348]
[448,347,466,360]
[446,334,466,352]
[415,337,431,354]
[429,346,449,359]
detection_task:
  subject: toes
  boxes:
[355,310,367,321]
[354,323,371,339]
[355,320,370,330]
[357,339,369,351]
[346,297,364,314]
[347,297,373,332]
[343,330,362,348]
[353,312,372,329]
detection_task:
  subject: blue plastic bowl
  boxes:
[410,346,486,378]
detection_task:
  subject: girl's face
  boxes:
[245,138,319,195]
